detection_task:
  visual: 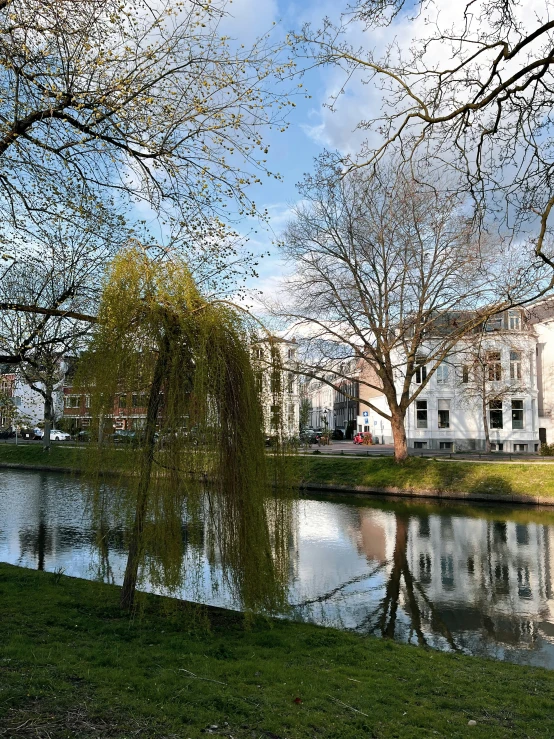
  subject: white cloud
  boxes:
[302,0,553,156]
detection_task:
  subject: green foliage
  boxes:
[540,443,554,457]
[77,246,294,613]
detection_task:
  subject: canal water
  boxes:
[1,469,554,669]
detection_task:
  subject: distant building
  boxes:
[0,366,63,430]
[252,336,300,437]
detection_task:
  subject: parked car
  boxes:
[76,430,91,442]
[19,428,37,439]
[306,428,323,444]
[109,429,159,445]
[0,429,15,439]
[110,429,138,443]
[49,429,71,441]
[331,429,344,440]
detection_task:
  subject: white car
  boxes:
[49,429,71,441]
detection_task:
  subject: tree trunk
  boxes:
[120,332,171,610]
[482,396,491,453]
[42,389,53,452]
[390,409,409,462]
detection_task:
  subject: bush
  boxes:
[540,443,554,456]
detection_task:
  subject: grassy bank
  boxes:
[293,456,554,499]
[0,443,85,469]
[3,444,554,500]
[1,563,553,738]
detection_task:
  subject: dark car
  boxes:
[19,428,37,440]
[77,430,91,442]
[331,429,344,440]
[110,429,137,443]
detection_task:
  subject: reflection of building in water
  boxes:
[348,509,395,564]
[405,514,554,648]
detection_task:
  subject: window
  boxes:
[485,316,503,332]
[514,443,528,452]
[436,363,449,385]
[486,351,502,381]
[65,395,81,408]
[439,441,453,450]
[489,400,503,429]
[490,442,504,451]
[415,364,427,384]
[270,370,281,394]
[119,395,127,409]
[511,399,524,430]
[416,400,428,428]
[287,348,294,359]
[508,310,521,330]
[131,394,147,408]
[414,441,427,449]
[510,350,522,380]
[438,399,450,428]
[462,365,469,383]
[254,347,264,359]
[414,356,427,384]
[270,404,281,429]
[287,373,295,394]
[85,395,91,408]
[255,371,263,393]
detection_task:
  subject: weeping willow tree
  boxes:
[79,247,292,612]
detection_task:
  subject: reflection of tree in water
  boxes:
[19,522,52,571]
[373,514,459,650]
[292,509,554,659]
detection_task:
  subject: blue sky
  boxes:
[133,0,549,307]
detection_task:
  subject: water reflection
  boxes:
[1,470,554,668]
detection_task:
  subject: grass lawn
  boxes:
[0,442,86,469]
[1,563,554,738]
[292,456,554,499]
[3,444,554,500]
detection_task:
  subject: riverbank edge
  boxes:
[1,460,552,507]
[300,481,553,506]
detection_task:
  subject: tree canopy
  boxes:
[0,0,293,235]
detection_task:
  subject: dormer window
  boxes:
[508,310,521,331]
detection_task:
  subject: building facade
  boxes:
[351,304,554,452]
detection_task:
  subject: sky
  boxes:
[132,0,553,310]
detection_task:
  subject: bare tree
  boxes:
[294,0,554,269]
[0,206,127,446]
[273,161,546,461]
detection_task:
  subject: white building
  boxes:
[0,367,64,430]
[354,304,554,452]
[252,337,300,438]
[404,310,539,452]
[304,376,336,430]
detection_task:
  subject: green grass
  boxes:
[1,563,553,738]
[292,456,554,499]
[0,442,85,469]
[3,444,554,499]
